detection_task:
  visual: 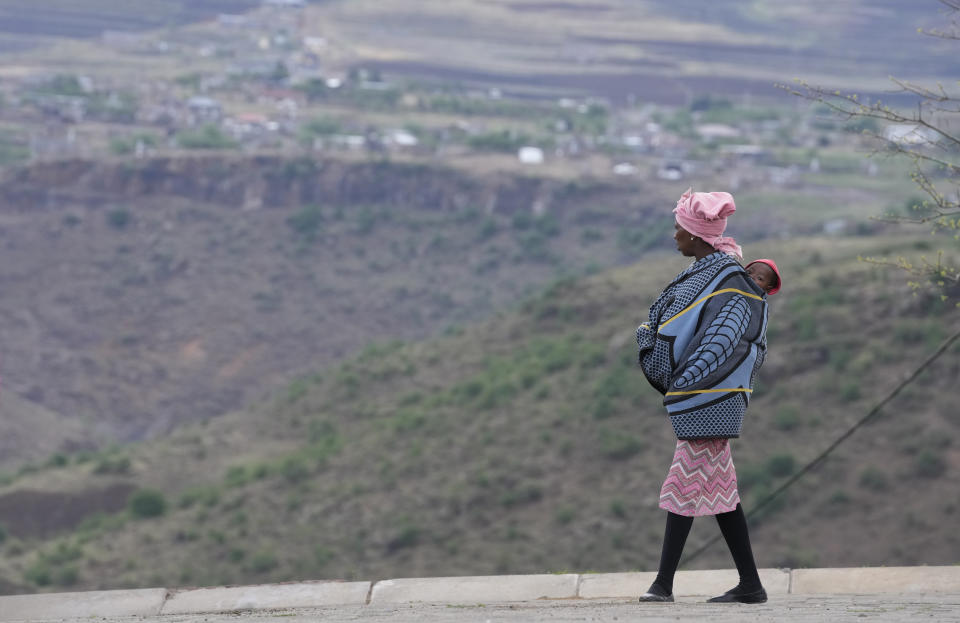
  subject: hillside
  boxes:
[310,0,958,102]
[0,0,263,53]
[0,233,956,594]
[1,0,954,102]
[0,153,918,468]
[0,154,682,465]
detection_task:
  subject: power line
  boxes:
[680,324,960,566]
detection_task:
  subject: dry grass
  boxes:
[1,232,957,593]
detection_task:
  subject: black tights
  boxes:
[652,504,761,595]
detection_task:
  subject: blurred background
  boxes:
[0,0,957,594]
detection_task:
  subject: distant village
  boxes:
[0,0,934,189]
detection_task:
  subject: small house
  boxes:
[518,146,545,164]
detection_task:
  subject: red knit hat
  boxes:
[745,259,782,295]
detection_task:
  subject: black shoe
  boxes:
[707,585,767,604]
[638,583,674,603]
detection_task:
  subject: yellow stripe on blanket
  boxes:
[657,288,762,332]
[665,388,753,396]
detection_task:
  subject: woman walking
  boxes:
[636,189,773,604]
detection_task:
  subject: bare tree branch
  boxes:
[777,4,960,304]
[923,0,960,39]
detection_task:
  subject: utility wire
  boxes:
[680,324,960,567]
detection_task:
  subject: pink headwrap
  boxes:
[673,188,743,260]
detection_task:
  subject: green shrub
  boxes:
[251,463,270,480]
[40,74,86,96]
[534,214,561,237]
[737,463,770,492]
[829,347,852,371]
[828,489,851,505]
[225,465,251,487]
[747,484,787,519]
[250,551,278,573]
[515,230,552,262]
[476,381,517,410]
[24,562,52,586]
[499,483,543,507]
[578,344,607,369]
[176,125,238,150]
[598,428,643,460]
[594,367,632,399]
[178,486,221,509]
[839,382,861,402]
[391,408,427,432]
[776,548,820,569]
[386,524,421,552]
[308,419,337,443]
[92,455,131,475]
[690,94,732,112]
[795,314,817,341]
[38,541,84,568]
[0,523,6,544]
[106,209,131,230]
[453,379,486,401]
[353,207,377,235]
[915,450,947,478]
[280,456,310,483]
[468,129,531,153]
[16,463,39,477]
[47,453,69,468]
[580,228,605,245]
[128,489,167,519]
[54,566,79,587]
[609,499,627,518]
[286,205,324,240]
[110,133,157,155]
[555,507,575,525]
[0,128,29,165]
[314,545,334,567]
[77,512,125,535]
[301,116,341,137]
[773,406,801,431]
[24,541,83,586]
[110,138,133,155]
[592,397,615,420]
[477,218,498,241]
[534,337,577,373]
[617,227,658,252]
[512,211,533,230]
[766,454,796,477]
[859,467,889,492]
[518,366,542,389]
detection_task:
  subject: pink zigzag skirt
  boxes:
[659,439,740,517]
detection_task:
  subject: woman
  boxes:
[635,189,770,604]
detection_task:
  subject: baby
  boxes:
[745,259,781,295]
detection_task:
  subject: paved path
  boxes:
[28,594,960,623]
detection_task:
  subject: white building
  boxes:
[518,146,544,164]
[883,124,939,146]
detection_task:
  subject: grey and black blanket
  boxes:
[637,252,768,439]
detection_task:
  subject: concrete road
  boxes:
[29,594,960,623]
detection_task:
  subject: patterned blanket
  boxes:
[637,252,768,439]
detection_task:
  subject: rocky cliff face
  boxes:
[0,156,571,215]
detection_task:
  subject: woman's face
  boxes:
[673,222,698,257]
